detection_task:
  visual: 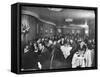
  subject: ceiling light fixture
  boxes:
[48,8,63,12]
[65,18,73,22]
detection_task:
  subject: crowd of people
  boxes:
[21,33,95,70]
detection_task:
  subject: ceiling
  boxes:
[22,6,95,26]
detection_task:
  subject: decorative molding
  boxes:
[22,10,56,26]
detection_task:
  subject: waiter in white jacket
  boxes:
[72,50,86,68]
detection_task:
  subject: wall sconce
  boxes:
[21,24,30,34]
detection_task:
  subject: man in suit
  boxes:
[38,43,51,69]
[50,41,67,69]
[65,40,78,68]
[21,44,39,70]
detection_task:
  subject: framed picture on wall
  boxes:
[11,2,98,74]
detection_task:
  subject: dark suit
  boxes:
[51,44,67,69]
[65,42,78,68]
[22,50,39,69]
[39,47,51,69]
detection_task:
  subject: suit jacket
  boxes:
[65,42,78,68]
[51,45,67,69]
[22,51,39,69]
[39,47,51,69]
